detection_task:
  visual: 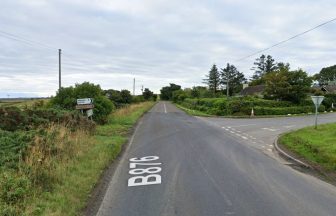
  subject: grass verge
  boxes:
[6,102,155,215]
[279,123,336,177]
[174,104,212,117]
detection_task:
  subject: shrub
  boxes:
[93,96,115,124]
[49,82,114,124]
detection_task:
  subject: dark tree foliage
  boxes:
[203,64,220,93]
[120,90,132,104]
[220,63,246,96]
[142,88,154,100]
[104,89,132,106]
[50,82,114,124]
[160,83,181,100]
[264,68,312,104]
[313,65,336,86]
[251,54,277,85]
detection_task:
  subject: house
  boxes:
[240,85,265,97]
[321,85,336,93]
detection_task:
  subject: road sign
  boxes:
[86,109,93,117]
[76,104,94,110]
[311,96,324,107]
[77,98,93,105]
[311,96,324,129]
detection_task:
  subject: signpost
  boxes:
[311,96,324,129]
[76,98,94,120]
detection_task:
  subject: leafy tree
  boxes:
[120,90,132,104]
[50,86,75,109]
[190,86,201,98]
[251,54,277,85]
[142,88,154,100]
[104,89,122,103]
[172,89,187,102]
[160,83,181,100]
[220,63,246,96]
[264,68,312,104]
[152,94,158,101]
[313,65,336,86]
[104,89,132,106]
[50,82,114,124]
[203,64,220,93]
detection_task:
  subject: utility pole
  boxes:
[226,70,229,97]
[133,78,135,96]
[58,49,62,91]
[141,85,144,94]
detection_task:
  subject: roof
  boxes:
[240,85,265,96]
[321,85,336,92]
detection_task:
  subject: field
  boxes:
[0,98,50,108]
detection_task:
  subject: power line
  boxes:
[237,17,336,61]
[0,30,57,51]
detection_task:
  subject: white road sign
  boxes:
[86,109,93,117]
[311,96,324,107]
[77,98,93,105]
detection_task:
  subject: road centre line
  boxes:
[230,124,257,128]
[164,103,167,113]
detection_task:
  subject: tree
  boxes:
[251,54,277,85]
[190,86,201,98]
[50,82,114,123]
[203,64,220,94]
[120,90,132,104]
[313,65,336,86]
[220,63,246,96]
[264,68,312,104]
[142,88,154,100]
[104,89,132,106]
[160,83,181,100]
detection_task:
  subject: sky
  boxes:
[0,0,336,97]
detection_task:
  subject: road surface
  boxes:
[95,102,336,216]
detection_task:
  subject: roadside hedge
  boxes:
[179,97,324,116]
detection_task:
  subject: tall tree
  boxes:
[142,88,154,100]
[160,83,181,100]
[221,63,246,96]
[313,65,336,86]
[264,68,312,104]
[251,54,277,85]
[203,64,220,94]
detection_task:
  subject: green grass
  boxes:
[175,104,212,117]
[23,102,155,215]
[279,123,336,171]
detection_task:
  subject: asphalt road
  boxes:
[95,102,336,216]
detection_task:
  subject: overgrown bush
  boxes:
[0,107,95,132]
[49,82,115,124]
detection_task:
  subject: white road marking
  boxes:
[128,156,162,187]
[262,128,277,132]
[230,124,257,128]
[164,103,167,113]
[284,125,295,128]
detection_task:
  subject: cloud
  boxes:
[0,0,336,97]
